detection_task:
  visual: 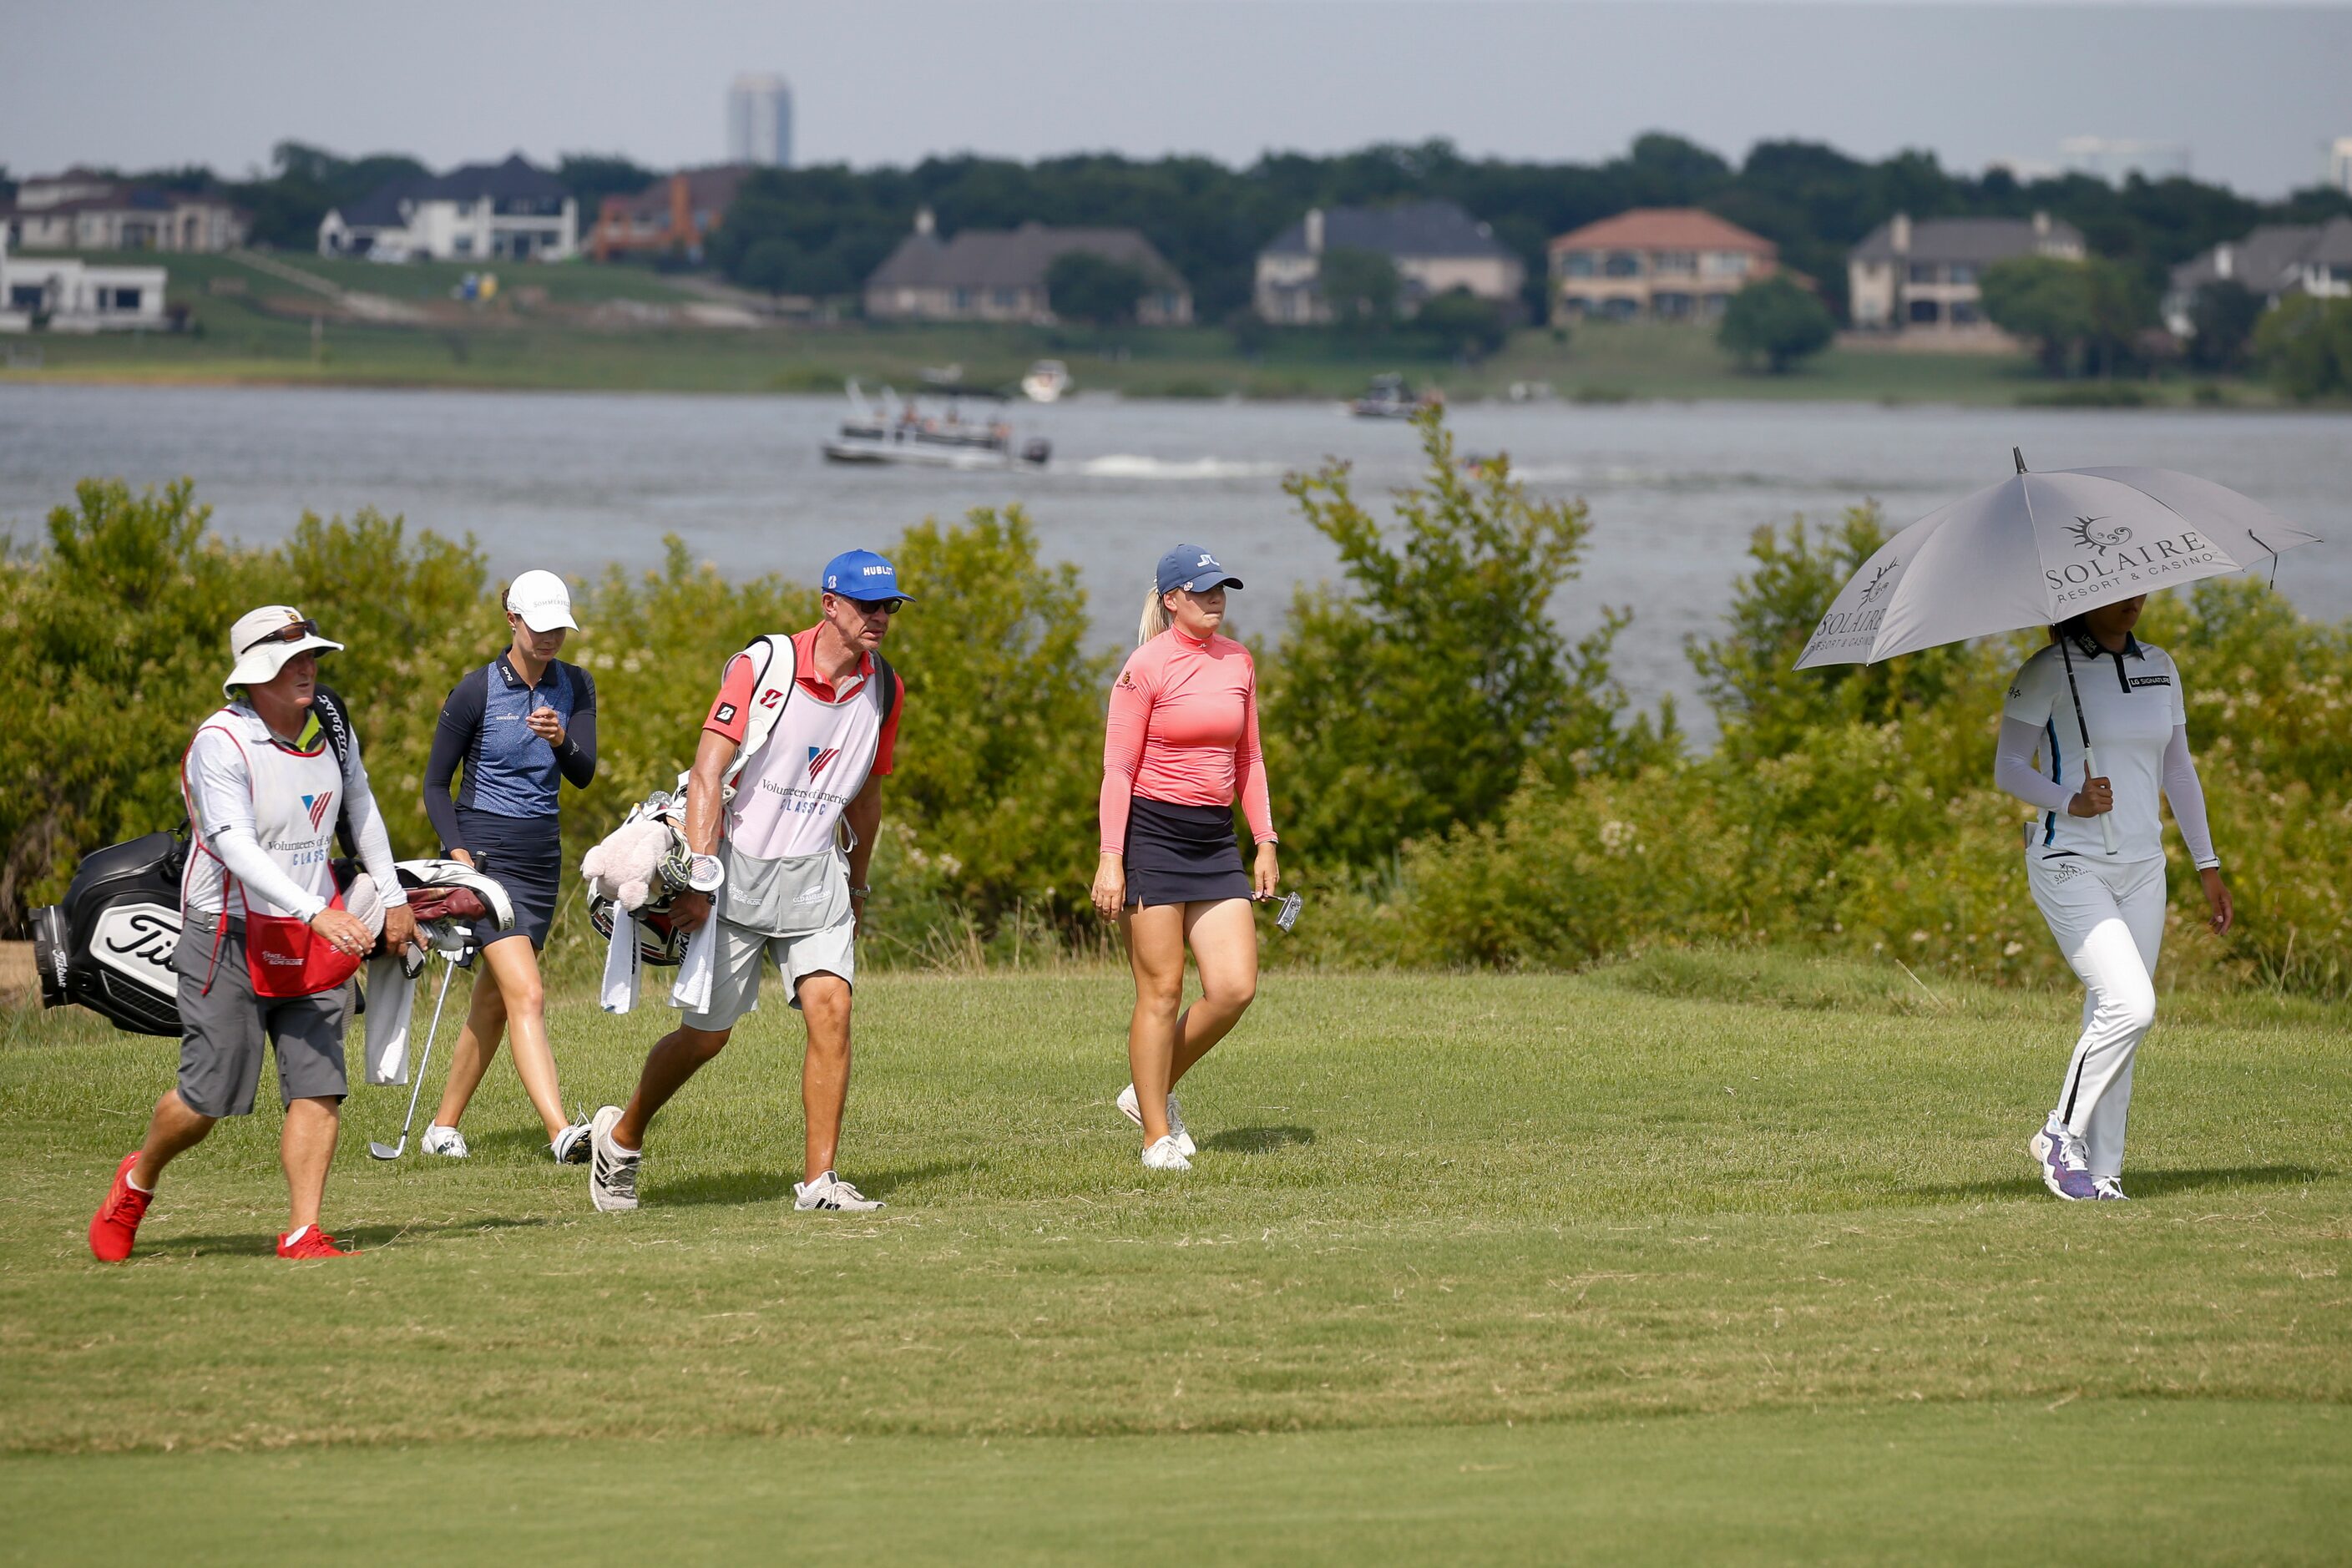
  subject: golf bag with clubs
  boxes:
[29,685,374,1037]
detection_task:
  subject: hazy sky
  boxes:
[3,1,2348,195]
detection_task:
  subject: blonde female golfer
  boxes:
[1995,594,2233,1201]
[1091,545,1279,1171]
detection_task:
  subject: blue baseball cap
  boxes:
[1156,544,1243,596]
[821,549,914,603]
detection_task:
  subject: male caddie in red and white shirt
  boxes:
[88,606,419,1262]
[588,550,908,1214]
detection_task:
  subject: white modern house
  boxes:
[0,232,169,331]
[318,155,578,262]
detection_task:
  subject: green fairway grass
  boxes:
[3,955,2346,1560]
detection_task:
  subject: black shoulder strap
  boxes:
[311,684,353,773]
[311,685,361,858]
[869,650,897,726]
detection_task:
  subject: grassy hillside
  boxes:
[0,254,2279,406]
[3,951,2345,1559]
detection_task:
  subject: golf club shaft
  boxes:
[390,953,460,1145]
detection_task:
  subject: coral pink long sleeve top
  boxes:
[1100,627,1277,852]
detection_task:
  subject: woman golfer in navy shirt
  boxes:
[420,570,598,1163]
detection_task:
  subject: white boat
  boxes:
[1020,359,1071,403]
[1349,373,1436,419]
[821,380,1051,470]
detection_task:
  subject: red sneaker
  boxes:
[89,1152,154,1263]
[276,1225,357,1259]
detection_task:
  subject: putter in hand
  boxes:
[1273,891,1302,933]
[368,949,463,1161]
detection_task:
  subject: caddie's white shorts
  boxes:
[681,914,856,1033]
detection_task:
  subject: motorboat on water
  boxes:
[1020,359,1071,403]
[1348,373,1439,419]
[821,379,1051,470]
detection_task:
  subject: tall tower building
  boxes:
[727,74,792,167]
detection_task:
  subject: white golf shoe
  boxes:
[794,1171,884,1211]
[588,1105,640,1213]
[1141,1135,1191,1172]
[1116,1084,1196,1157]
[550,1119,594,1166]
[421,1124,469,1159]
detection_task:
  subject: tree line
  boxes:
[33,134,2350,335]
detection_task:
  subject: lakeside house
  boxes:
[1546,208,1778,324]
[0,232,169,332]
[863,211,1193,324]
[2162,218,2352,336]
[318,154,579,263]
[1848,212,2083,336]
[3,169,247,253]
[1254,200,1522,325]
[590,166,751,263]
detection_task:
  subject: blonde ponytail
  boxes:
[1137,584,1172,646]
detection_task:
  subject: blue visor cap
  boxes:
[1156,544,1243,595]
[822,549,914,604]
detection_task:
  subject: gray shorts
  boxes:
[172,921,351,1116]
[681,913,856,1033]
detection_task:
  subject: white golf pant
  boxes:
[2026,852,2167,1179]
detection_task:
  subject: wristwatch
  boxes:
[687,853,725,893]
[848,883,872,898]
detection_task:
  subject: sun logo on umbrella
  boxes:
[2068,515,2132,552]
[1856,563,1898,605]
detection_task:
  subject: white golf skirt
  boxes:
[2025,851,2167,1179]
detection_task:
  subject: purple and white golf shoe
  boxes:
[2029,1121,2103,1201]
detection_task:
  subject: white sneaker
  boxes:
[550,1119,593,1166]
[1117,1084,1196,1158]
[421,1124,468,1159]
[794,1171,884,1211]
[2092,1176,2130,1201]
[588,1105,640,1213]
[1141,1135,1191,1172]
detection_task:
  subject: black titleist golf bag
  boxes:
[31,831,188,1036]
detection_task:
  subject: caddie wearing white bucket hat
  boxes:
[89,605,419,1262]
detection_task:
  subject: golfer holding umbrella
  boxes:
[1798,453,2318,1203]
[1995,594,2230,1200]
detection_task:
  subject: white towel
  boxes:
[670,916,718,1013]
[362,951,418,1085]
[599,908,642,1014]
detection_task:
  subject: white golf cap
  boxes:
[505,569,579,632]
[224,605,343,693]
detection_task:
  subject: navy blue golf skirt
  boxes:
[455,807,560,951]
[1123,796,1250,909]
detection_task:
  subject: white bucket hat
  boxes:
[506,569,579,632]
[224,604,343,693]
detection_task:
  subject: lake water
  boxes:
[4,383,2346,742]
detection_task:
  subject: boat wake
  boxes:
[1070,454,1286,481]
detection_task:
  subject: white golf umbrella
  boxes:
[1796,449,2321,850]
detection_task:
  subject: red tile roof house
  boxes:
[1547,209,1778,324]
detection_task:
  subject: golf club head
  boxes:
[367,1139,404,1161]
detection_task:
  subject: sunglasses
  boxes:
[239,618,322,655]
[841,596,905,617]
